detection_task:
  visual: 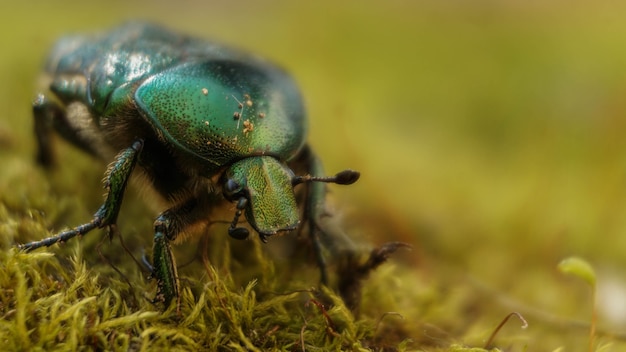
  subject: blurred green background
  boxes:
[2,0,626,349]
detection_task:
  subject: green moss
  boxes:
[1,233,394,351]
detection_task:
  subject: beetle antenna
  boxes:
[228,197,249,240]
[293,169,360,186]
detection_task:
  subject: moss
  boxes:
[1,232,395,351]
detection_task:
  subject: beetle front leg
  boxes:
[152,219,179,308]
[297,146,357,285]
[147,198,211,308]
[19,140,143,251]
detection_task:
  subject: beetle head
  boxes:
[222,156,360,242]
[222,156,299,241]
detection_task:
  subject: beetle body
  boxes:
[24,22,359,306]
[43,23,309,234]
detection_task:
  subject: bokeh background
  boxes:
[2,0,626,350]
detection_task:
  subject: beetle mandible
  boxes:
[20,22,360,307]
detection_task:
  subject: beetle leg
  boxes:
[293,146,357,285]
[152,219,179,309]
[33,93,63,167]
[307,166,357,286]
[147,197,212,308]
[33,93,104,167]
[19,140,143,251]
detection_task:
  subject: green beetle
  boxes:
[20,22,360,307]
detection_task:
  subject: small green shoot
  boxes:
[558,257,597,288]
[558,256,598,352]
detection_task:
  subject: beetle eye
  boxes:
[225,179,240,193]
[223,178,245,201]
